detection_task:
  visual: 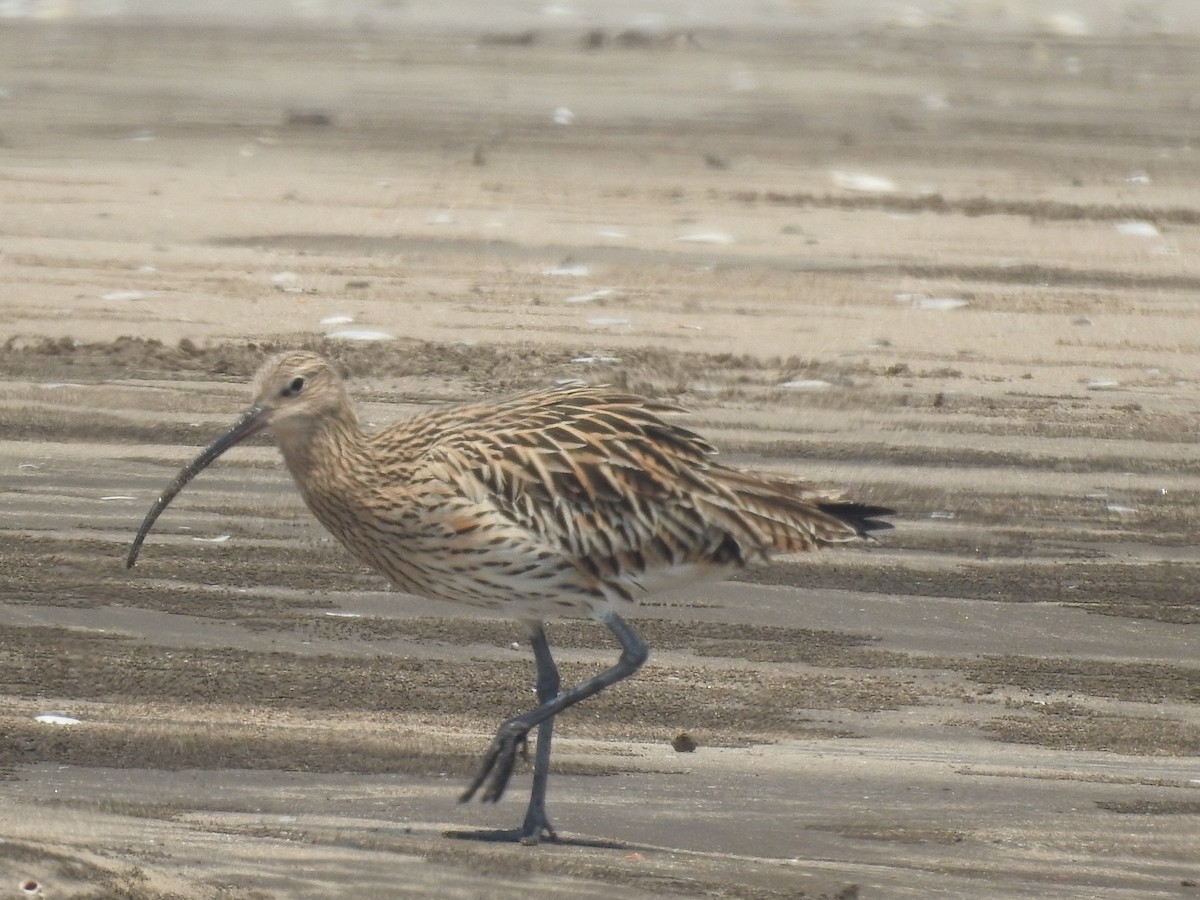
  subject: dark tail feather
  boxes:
[816,502,895,537]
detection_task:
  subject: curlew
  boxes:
[127,351,891,844]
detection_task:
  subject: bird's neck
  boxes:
[276,409,364,494]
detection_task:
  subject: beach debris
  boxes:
[1115,220,1159,238]
[326,329,395,341]
[1041,12,1091,37]
[35,713,81,726]
[897,293,969,311]
[779,379,832,391]
[728,69,759,92]
[285,109,333,127]
[272,271,316,294]
[565,288,617,304]
[675,231,734,245]
[890,5,930,28]
[543,264,590,277]
[831,171,897,193]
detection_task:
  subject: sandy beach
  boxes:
[1,4,1198,897]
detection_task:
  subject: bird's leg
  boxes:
[518,622,560,845]
[460,612,649,824]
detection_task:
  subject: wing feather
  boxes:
[382,384,884,599]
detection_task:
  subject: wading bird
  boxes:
[127,351,891,844]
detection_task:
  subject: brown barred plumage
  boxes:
[127,350,891,844]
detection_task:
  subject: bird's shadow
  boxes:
[443,828,627,850]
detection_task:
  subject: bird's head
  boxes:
[249,351,352,441]
[125,350,352,567]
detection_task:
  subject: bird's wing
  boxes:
[399,386,876,596]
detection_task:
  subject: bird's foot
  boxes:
[444,818,558,846]
[459,721,528,804]
[444,805,556,845]
[518,807,557,847]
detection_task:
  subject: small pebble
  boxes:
[671,732,698,753]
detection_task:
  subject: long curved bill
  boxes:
[126,405,270,568]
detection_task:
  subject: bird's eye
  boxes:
[282,376,306,398]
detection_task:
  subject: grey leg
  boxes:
[460,612,649,834]
[520,622,560,844]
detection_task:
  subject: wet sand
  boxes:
[0,11,1198,899]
